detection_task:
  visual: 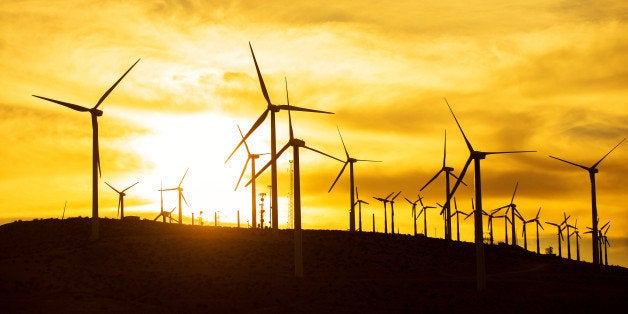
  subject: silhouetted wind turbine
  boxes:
[548,138,625,265]
[570,219,582,261]
[234,124,269,229]
[105,181,139,220]
[161,169,190,224]
[526,207,544,254]
[600,222,610,265]
[245,83,342,277]
[421,130,466,241]
[492,182,524,246]
[405,196,420,236]
[328,127,381,232]
[33,59,140,240]
[546,219,566,258]
[562,212,575,260]
[373,192,395,234]
[389,191,402,235]
[450,198,468,242]
[521,212,531,250]
[61,201,67,220]
[225,43,333,230]
[354,186,369,232]
[444,99,535,291]
[417,195,436,237]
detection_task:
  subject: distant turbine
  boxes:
[354,186,369,232]
[234,124,269,229]
[562,212,575,260]
[491,182,524,246]
[546,218,567,258]
[245,80,342,277]
[61,201,67,220]
[33,59,140,240]
[405,196,421,236]
[328,127,381,232]
[525,207,544,254]
[373,192,395,234]
[105,181,139,220]
[389,191,402,235]
[417,195,436,237]
[161,168,190,224]
[225,42,333,230]
[570,219,581,261]
[420,130,466,241]
[444,99,535,291]
[548,138,625,265]
[450,198,468,242]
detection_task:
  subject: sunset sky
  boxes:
[1,1,626,267]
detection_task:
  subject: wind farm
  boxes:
[1,1,628,312]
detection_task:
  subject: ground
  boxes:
[1,218,626,313]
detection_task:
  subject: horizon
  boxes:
[1,1,626,268]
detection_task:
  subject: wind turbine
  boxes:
[491,182,524,246]
[105,181,139,220]
[416,195,436,237]
[545,219,566,258]
[600,222,610,265]
[354,186,369,232]
[373,192,395,234]
[570,219,582,261]
[521,212,531,251]
[405,196,420,236]
[245,82,342,278]
[444,99,535,291]
[450,198,468,242]
[526,207,544,254]
[548,138,625,265]
[234,124,269,229]
[420,130,466,241]
[328,127,381,232]
[389,191,402,235]
[161,168,190,225]
[562,212,574,260]
[33,59,140,240]
[225,43,333,230]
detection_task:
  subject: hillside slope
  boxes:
[1,218,626,313]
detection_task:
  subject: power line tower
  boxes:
[288,160,294,229]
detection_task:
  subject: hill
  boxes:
[1,218,626,313]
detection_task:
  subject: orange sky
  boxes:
[1,1,627,267]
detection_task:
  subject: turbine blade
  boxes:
[391,191,402,201]
[237,124,252,155]
[385,191,395,200]
[181,193,190,207]
[234,157,251,191]
[591,138,626,169]
[303,145,344,163]
[548,155,589,171]
[444,98,473,152]
[117,198,121,218]
[32,95,90,112]
[277,105,334,114]
[288,108,294,140]
[225,109,270,163]
[448,156,472,199]
[94,58,140,109]
[105,181,120,193]
[449,172,467,186]
[328,162,349,192]
[484,150,536,155]
[420,169,443,191]
[443,129,447,167]
[122,181,140,192]
[337,127,350,159]
[510,181,519,205]
[245,142,290,187]
[285,76,290,106]
[249,42,271,105]
[179,168,189,187]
